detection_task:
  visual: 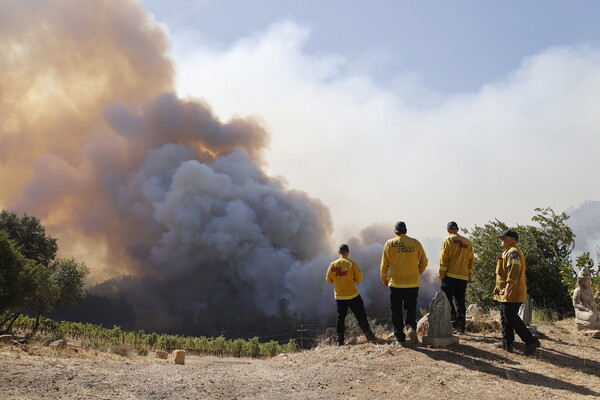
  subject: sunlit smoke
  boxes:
[0,0,443,332]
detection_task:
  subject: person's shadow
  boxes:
[412,343,600,397]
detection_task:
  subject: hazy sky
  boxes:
[1,0,598,321]
[136,1,600,254]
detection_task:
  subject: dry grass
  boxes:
[1,318,600,399]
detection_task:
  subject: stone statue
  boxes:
[573,267,600,331]
[422,291,459,346]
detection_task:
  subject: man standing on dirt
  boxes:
[380,221,428,344]
[326,243,377,346]
[439,221,474,333]
[493,229,541,355]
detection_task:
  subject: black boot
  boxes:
[494,340,513,353]
[365,330,377,343]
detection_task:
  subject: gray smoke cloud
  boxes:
[0,0,441,331]
[568,201,600,262]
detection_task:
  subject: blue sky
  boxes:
[138,0,600,255]
[141,1,600,93]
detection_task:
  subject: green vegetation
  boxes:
[465,207,577,314]
[5,314,297,358]
[0,210,88,334]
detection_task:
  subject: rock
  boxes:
[155,350,168,359]
[518,294,533,326]
[466,304,485,319]
[518,294,538,333]
[427,291,453,338]
[422,291,459,347]
[173,350,185,365]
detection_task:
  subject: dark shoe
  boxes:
[365,332,377,343]
[336,341,344,347]
[494,340,513,353]
[395,333,407,346]
[524,339,541,356]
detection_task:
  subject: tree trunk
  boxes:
[5,312,22,333]
[0,313,16,330]
[0,301,32,332]
[30,311,42,336]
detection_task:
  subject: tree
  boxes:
[0,231,38,318]
[52,259,89,309]
[465,208,575,314]
[464,219,508,310]
[0,210,57,267]
[0,210,88,334]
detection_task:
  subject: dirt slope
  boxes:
[1,319,599,400]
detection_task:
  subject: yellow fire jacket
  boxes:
[380,234,428,288]
[439,233,474,281]
[325,256,362,300]
[493,245,527,303]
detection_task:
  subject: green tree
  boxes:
[0,231,38,321]
[0,210,88,334]
[28,264,60,335]
[466,208,575,314]
[464,219,508,310]
[518,208,574,313]
[0,210,57,267]
[52,258,89,309]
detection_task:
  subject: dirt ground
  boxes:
[1,319,600,400]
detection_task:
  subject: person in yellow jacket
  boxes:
[439,221,474,333]
[493,230,541,355]
[326,244,376,346]
[380,221,428,344]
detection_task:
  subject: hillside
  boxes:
[1,319,599,399]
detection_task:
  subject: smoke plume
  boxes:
[0,0,440,333]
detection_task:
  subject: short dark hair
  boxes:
[339,244,349,253]
[447,221,459,230]
[394,221,407,234]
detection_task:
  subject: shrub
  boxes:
[260,340,281,357]
[110,344,131,357]
[283,339,297,353]
[532,308,559,325]
[136,347,148,356]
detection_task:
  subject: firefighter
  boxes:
[380,221,428,344]
[493,229,541,355]
[326,244,376,346]
[439,221,474,333]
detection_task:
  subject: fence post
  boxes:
[297,324,307,350]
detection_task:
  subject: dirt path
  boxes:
[2,320,600,399]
